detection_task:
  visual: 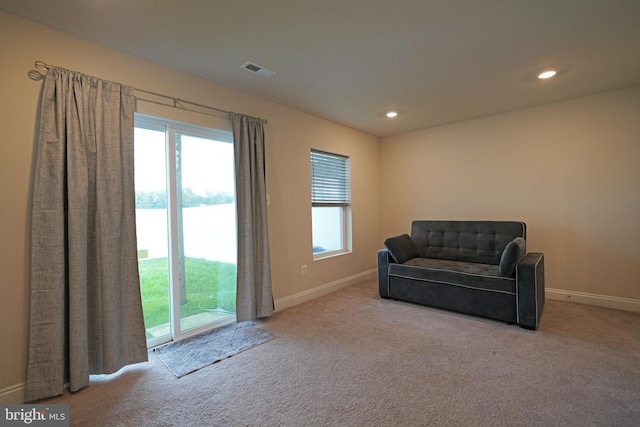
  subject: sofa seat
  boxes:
[389,258,515,295]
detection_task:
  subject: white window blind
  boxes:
[311,150,351,206]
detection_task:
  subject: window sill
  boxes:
[313,250,352,261]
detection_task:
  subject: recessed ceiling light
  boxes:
[386,111,398,118]
[537,70,557,79]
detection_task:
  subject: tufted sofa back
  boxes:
[411,220,526,265]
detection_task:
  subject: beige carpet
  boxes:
[42,280,640,426]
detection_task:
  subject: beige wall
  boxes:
[0,11,381,399]
[380,86,640,302]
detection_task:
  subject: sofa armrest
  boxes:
[377,249,394,298]
[516,252,545,330]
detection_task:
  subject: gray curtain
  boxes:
[230,112,274,322]
[26,67,148,401]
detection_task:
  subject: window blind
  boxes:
[311,150,351,205]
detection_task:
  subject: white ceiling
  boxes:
[2,0,640,137]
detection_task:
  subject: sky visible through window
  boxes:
[134,127,235,196]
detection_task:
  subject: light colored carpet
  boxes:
[42,280,640,426]
[154,321,276,377]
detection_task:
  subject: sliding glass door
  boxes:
[134,116,237,347]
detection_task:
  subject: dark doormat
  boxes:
[154,321,277,377]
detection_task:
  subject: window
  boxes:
[310,149,352,258]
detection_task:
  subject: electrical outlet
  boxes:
[301,264,307,275]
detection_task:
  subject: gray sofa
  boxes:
[378,220,545,330]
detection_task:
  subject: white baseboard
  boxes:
[274,269,376,312]
[0,382,25,404]
[546,288,640,312]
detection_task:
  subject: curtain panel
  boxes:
[230,112,274,322]
[26,68,148,401]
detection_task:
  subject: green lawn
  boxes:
[138,257,237,330]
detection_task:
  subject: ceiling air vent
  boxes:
[241,61,277,79]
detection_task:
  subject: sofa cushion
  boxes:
[384,234,420,263]
[499,237,526,277]
[411,221,526,265]
[388,258,516,295]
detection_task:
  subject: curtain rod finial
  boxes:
[35,61,50,72]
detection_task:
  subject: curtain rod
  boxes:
[34,61,267,123]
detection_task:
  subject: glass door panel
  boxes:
[134,118,237,346]
[134,126,171,344]
[175,133,237,333]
